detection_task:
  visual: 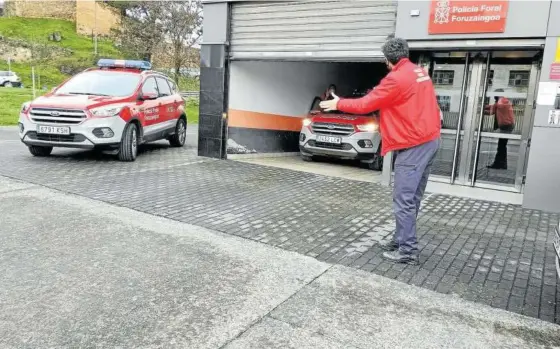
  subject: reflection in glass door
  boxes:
[468,53,540,190]
[424,53,471,182]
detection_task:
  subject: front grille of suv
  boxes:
[29,108,87,125]
[311,122,354,136]
[27,132,86,143]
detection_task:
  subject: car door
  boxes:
[155,76,175,132]
[139,76,161,135]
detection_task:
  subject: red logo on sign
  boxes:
[428,0,509,34]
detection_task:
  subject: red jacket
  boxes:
[337,59,441,156]
[485,97,515,127]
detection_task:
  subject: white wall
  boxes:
[228,61,385,117]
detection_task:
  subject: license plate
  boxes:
[317,135,342,144]
[554,228,560,258]
[37,125,70,135]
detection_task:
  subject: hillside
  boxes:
[0,17,123,88]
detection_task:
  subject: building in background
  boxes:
[199,0,560,212]
[4,0,120,36]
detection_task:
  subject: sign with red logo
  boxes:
[550,63,560,81]
[428,0,509,34]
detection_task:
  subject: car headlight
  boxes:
[21,102,31,114]
[90,106,125,118]
[302,118,312,127]
[356,123,378,132]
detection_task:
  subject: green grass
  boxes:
[185,99,199,124]
[0,17,121,59]
[0,17,123,88]
[0,88,199,125]
[0,88,34,125]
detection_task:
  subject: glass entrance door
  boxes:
[420,50,541,192]
[466,53,540,191]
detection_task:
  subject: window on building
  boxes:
[508,70,530,87]
[433,70,455,85]
[436,95,451,112]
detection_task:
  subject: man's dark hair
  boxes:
[381,37,409,65]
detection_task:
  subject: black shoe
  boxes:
[382,251,419,265]
[378,239,398,252]
[487,163,507,170]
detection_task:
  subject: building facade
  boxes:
[199,0,560,212]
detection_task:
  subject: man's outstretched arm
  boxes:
[337,75,400,115]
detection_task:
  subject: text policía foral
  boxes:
[450,4,504,23]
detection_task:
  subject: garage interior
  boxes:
[225,0,397,180]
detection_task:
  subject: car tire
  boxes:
[367,155,384,171]
[301,154,314,162]
[28,145,53,157]
[3,81,13,88]
[169,118,187,147]
[118,123,138,162]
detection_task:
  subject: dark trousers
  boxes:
[494,138,509,166]
[493,124,514,167]
[392,138,440,255]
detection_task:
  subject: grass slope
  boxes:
[0,17,122,88]
[0,88,199,126]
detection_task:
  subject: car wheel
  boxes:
[301,154,313,162]
[367,155,384,171]
[118,123,138,162]
[4,81,13,88]
[169,118,187,147]
[28,145,53,157]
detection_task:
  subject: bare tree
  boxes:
[157,0,202,83]
[110,1,165,61]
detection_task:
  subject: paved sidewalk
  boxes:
[0,127,558,324]
[1,179,559,348]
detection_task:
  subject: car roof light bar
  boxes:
[97,59,152,70]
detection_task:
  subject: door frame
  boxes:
[425,51,541,192]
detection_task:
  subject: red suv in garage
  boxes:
[299,85,383,170]
[18,59,187,161]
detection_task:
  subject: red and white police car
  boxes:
[18,59,187,161]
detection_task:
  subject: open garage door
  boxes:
[230,0,397,61]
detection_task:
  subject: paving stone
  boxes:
[0,132,558,323]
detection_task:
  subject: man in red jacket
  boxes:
[320,37,441,265]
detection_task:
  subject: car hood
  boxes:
[308,112,378,126]
[30,94,129,110]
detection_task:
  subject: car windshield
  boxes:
[55,70,142,97]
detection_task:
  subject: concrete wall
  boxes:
[229,61,387,117]
[396,0,551,40]
[5,0,76,20]
[523,0,560,211]
[76,0,120,36]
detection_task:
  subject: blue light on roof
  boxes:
[97,59,152,70]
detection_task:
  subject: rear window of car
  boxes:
[156,77,172,97]
[55,70,142,97]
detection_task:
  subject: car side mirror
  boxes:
[139,92,158,101]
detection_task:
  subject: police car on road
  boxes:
[18,59,187,161]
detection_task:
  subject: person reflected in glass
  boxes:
[484,88,515,170]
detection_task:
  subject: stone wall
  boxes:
[5,0,76,21]
[76,0,120,37]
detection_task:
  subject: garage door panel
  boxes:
[231,14,396,30]
[231,35,391,48]
[230,0,397,61]
[232,5,395,21]
[232,0,394,14]
[231,22,396,37]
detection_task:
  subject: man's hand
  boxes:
[319,92,340,111]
